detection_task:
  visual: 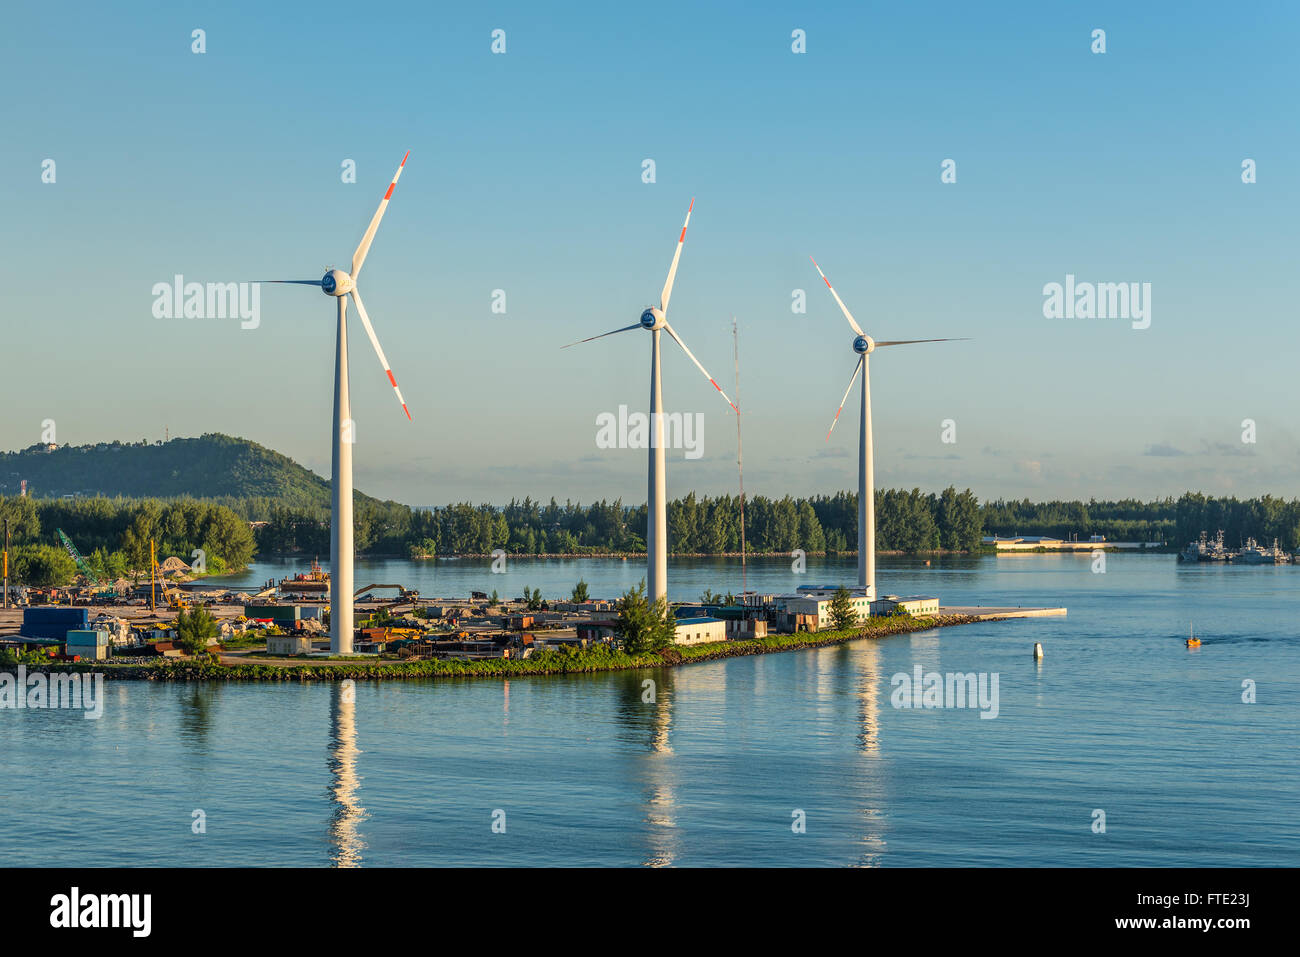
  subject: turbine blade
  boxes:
[659,198,694,316]
[351,151,410,280]
[663,321,738,412]
[349,288,410,420]
[256,280,323,286]
[809,256,865,337]
[826,356,864,441]
[561,324,641,348]
[875,337,970,347]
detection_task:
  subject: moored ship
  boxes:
[279,558,330,595]
[1180,530,1230,562]
[1235,538,1290,564]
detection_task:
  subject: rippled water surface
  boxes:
[2,554,1296,866]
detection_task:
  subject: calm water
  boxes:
[2,554,1297,866]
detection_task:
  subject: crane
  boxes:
[353,583,420,602]
[56,528,99,585]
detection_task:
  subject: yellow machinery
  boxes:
[149,541,190,613]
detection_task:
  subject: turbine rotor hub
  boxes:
[322,269,354,297]
[640,307,665,331]
[853,334,874,354]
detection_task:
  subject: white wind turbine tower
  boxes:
[811,256,966,601]
[565,200,737,606]
[259,152,413,654]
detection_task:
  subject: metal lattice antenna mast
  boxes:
[733,316,746,597]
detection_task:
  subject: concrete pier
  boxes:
[933,605,1067,621]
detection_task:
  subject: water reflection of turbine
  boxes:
[816,646,836,720]
[856,641,882,757]
[328,680,367,868]
[643,693,679,867]
[854,641,887,866]
[180,684,215,750]
[611,670,682,867]
[635,671,679,868]
[909,629,941,674]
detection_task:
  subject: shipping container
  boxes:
[66,629,110,646]
[20,607,89,640]
[244,604,301,623]
[66,629,110,660]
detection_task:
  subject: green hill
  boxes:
[0,433,381,509]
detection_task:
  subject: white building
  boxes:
[870,595,939,616]
[779,586,872,631]
[267,633,312,656]
[672,616,726,646]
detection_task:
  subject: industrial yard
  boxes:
[0,571,1065,672]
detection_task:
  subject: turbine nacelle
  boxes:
[321,269,354,297]
[640,307,665,331]
[853,334,874,355]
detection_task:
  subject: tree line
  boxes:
[1170,492,1300,550]
[0,495,256,586]
[981,493,1300,549]
[243,487,985,557]
[9,490,1300,591]
[982,497,1178,543]
[227,489,1300,557]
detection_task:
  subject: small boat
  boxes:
[1186,623,1201,648]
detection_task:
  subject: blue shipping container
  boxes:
[21,607,89,640]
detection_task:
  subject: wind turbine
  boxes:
[811,256,966,601]
[565,200,736,605]
[260,152,413,654]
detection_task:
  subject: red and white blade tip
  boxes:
[826,409,843,441]
[810,256,832,286]
[383,151,410,200]
[385,369,411,420]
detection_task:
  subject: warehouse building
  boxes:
[870,595,940,616]
[672,616,726,646]
[777,586,872,632]
[267,633,312,656]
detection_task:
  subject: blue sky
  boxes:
[4,1,1297,505]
